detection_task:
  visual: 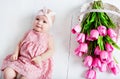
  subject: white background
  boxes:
[0,0,120,79]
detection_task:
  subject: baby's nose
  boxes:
[38,21,42,24]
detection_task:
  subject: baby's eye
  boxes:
[43,20,47,23]
[36,18,39,20]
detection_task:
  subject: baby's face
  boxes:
[33,15,50,32]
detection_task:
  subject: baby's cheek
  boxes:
[46,25,50,29]
[44,27,49,31]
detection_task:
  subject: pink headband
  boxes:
[37,8,55,26]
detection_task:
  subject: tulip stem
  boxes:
[81,0,116,34]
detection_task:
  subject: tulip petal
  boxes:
[72,24,81,34]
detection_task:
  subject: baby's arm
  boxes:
[10,30,29,61]
[10,41,21,61]
[31,36,54,64]
[40,36,54,60]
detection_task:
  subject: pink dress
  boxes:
[1,29,53,79]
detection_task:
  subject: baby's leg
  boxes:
[3,67,17,79]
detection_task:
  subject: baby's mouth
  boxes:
[36,25,42,28]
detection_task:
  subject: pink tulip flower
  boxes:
[108,61,120,75]
[74,47,80,54]
[74,43,88,56]
[94,46,101,55]
[84,56,93,67]
[86,35,94,41]
[107,53,113,63]
[97,26,107,36]
[78,43,88,53]
[85,69,96,79]
[99,63,107,72]
[76,33,85,43]
[108,61,115,69]
[107,28,117,42]
[105,43,113,53]
[100,51,109,63]
[111,64,120,75]
[78,52,83,57]
[71,24,81,34]
[74,47,83,57]
[90,29,99,40]
[92,58,102,68]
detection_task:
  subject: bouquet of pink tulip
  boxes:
[72,0,120,79]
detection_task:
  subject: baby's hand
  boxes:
[31,56,42,66]
[10,53,18,61]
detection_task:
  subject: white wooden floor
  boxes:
[0,0,120,79]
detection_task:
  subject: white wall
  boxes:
[0,0,120,79]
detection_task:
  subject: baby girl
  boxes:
[1,8,55,79]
